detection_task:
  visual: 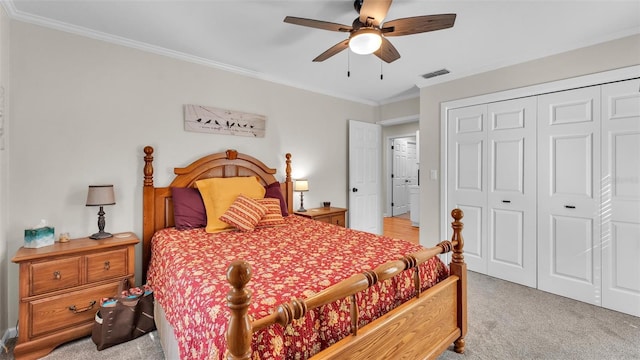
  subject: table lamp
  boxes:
[294,179,309,212]
[86,185,116,239]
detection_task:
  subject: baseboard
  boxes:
[1,327,17,353]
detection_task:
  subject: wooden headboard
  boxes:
[141,146,293,280]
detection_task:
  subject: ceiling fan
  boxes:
[284,0,456,63]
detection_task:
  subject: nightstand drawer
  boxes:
[313,214,345,227]
[30,281,119,338]
[30,257,81,296]
[295,207,347,228]
[331,215,345,227]
[86,248,128,283]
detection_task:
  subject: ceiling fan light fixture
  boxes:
[349,28,382,55]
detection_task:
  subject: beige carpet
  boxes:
[2,271,639,359]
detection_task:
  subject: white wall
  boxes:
[0,5,9,337]
[379,97,419,121]
[6,21,377,327]
[419,34,640,246]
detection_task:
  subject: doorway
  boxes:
[387,136,418,218]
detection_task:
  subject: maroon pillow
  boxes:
[264,181,289,216]
[172,187,207,230]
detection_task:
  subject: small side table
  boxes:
[295,207,347,227]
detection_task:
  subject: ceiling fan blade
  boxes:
[374,37,400,63]
[359,0,392,27]
[382,14,456,37]
[284,16,352,32]
[313,39,350,62]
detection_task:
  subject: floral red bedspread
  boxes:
[147,215,449,360]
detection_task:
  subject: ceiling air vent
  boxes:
[421,69,450,79]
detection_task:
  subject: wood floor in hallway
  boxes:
[383,214,419,244]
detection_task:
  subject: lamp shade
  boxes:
[86,185,116,206]
[294,179,309,192]
[349,28,382,55]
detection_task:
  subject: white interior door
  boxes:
[601,79,640,317]
[537,86,602,305]
[349,120,382,234]
[392,138,409,215]
[487,97,537,287]
[447,104,488,274]
[407,141,418,186]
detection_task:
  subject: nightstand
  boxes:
[295,207,347,227]
[11,233,139,360]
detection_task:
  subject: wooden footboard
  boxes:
[226,209,467,360]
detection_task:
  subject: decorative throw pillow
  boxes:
[256,198,286,228]
[264,181,289,216]
[171,187,206,230]
[196,177,266,233]
[219,195,268,232]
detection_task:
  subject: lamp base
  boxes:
[89,231,113,240]
[297,207,307,212]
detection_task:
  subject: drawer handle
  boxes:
[565,205,576,209]
[53,271,61,280]
[68,300,97,314]
[104,261,110,270]
[502,200,511,204]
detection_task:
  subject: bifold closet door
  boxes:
[537,86,601,305]
[447,104,488,274]
[601,79,640,317]
[447,98,536,287]
[486,98,537,288]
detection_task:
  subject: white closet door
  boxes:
[487,97,537,287]
[601,79,640,316]
[447,104,488,273]
[538,86,602,305]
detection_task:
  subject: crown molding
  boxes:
[377,114,418,127]
[0,1,379,107]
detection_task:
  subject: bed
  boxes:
[141,146,467,359]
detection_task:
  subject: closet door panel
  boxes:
[538,86,601,305]
[551,215,594,283]
[601,79,640,316]
[491,209,524,266]
[487,97,537,287]
[447,105,487,273]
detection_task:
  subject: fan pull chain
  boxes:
[347,51,351,78]
[380,60,383,80]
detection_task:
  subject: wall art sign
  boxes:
[184,104,266,138]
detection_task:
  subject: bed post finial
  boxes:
[451,208,464,264]
[144,146,154,186]
[285,153,292,183]
[226,260,253,360]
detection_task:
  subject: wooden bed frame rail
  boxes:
[226,209,466,360]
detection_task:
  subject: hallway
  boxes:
[383,213,419,244]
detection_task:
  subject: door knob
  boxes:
[352,188,358,192]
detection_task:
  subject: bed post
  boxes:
[284,153,294,215]
[226,260,253,360]
[142,146,155,282]
[449,208,467,353]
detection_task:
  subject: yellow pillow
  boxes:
[196,177,266,233]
